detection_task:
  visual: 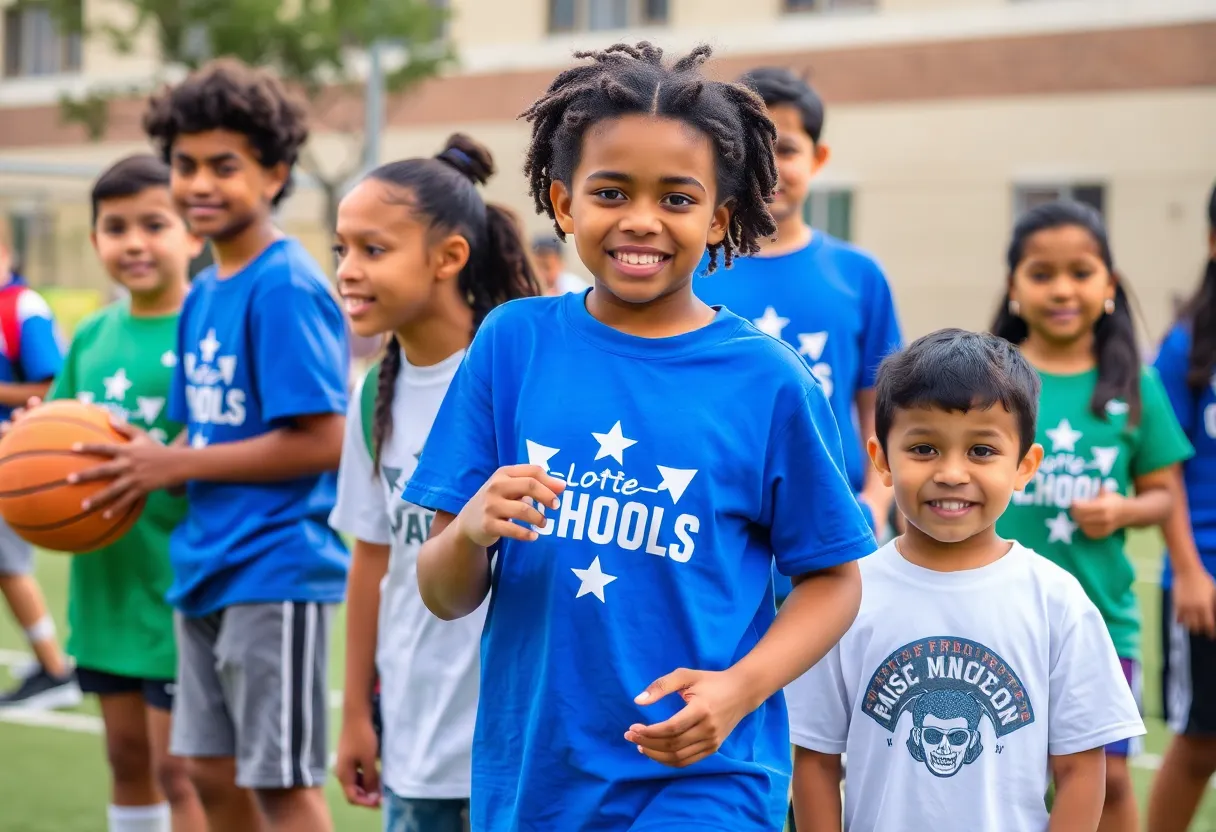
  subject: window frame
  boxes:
[548,0,668,34]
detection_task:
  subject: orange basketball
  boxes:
[0,400,145,553]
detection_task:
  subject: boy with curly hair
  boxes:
[72,58,350,832]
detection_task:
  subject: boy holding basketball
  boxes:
[0,220,79,711]
[72,59,349,832]
[42,153,207,832]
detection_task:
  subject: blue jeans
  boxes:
[383,788,469,832]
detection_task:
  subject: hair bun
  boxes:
[436,133,495,186]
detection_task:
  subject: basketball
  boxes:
[0,400,145,553]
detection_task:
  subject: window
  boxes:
[6,209,55,280]
[1013,183,1106,217]
[784,0,876,11]
[804,189,853,242]
[3,1,82,78]
[548,0,668,33]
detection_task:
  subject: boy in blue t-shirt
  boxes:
[695,67,903,581]
[73,59,349,832]
[0,232,79,711]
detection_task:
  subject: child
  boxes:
[71,59,350,832]
[787,328,1145,832]
[694,66,903,551]
[1147,182,1216,832]
[328,135,538,830]
[47,153,206,832]
[0,220,78,710]
[531,234,588,296]
[403,42,875,832]
[991,200,1194,832]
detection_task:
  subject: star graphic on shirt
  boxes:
[656,466,698,504]
[1090,446,1120,477]
[752,306,789,340]
[199,329,221,363]
[190,433,209,449]
[1045,419,1084,453]
[591,421,637,465]
[160,350,178,368]
[526,439,561,471]
[76,391,96,405]
[1105,399,1130,417]
[382,466,406,495]
[103,368,133,402]
[1046,511,1078,544]
[798,331,829,362]
[571,557,617,603]
[135,397,165,425]
[149,428,168,444]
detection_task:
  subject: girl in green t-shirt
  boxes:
[991,200,1195,832]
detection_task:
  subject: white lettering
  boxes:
[1205,404,1216,439]
[991,689,1012,711]
[902,664,919,687]
[616,502,647,550]
[927,656,945,679]
[185,385,246,427]
[645,506,667,556]
[979,671,999,696]
[587,497,619,545]
[558,492,589,539]
[669,514,698,562]
[963,661,985,685]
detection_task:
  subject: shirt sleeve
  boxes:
[1047,583,1145,756]
[858,262,902,390]
[16,290,63,382]
[1132,368,1195,477]
[786,643,851,754]
[765,383,877,577]
[251,280,349,424]
[329,375,390,545]
[1151,325,1195,436]
[402,332,498,517]
[168,297,189,425]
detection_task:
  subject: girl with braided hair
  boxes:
[328,134,538,832]
[405,43,874,831]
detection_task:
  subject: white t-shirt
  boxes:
[556,271,588,295]
[787,541,1144,832]
[329,349,486,799]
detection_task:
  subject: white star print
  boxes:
[1090,446,1120,477]
[136,397,165,425]
[592,421,637,465]
[526,440,561,471]
[798,331,829,362]
[1046,511,1078,544]
[1045,418,1084,453]
[656,466,698,504]
[149,428,168,444]
[753,306,789,340]
[190,433,209,449]
[160,350,178,368]
[1105,399,1130,416]
[199,329,221,363]
[76,391,96,405]
[217,355,237,385]
[103,368,133,402]
[571,557,617,603]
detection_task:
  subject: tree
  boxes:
[47,0,453,239]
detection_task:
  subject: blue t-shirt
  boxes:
[403,291,876,832]
[1155,323,1216,586]
[167,238,350,616]
[0,277,63,420]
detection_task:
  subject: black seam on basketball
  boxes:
[0,450,114,497]
[4,416,119,441]
[7,496,121,532]
[75,501,143,550]
[8,499,141,550]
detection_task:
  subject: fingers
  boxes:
[71,442,123,460]
[499,464,567,496]
[79,477,136,513]
[107,417,139,439]
[336,755,380,808]
[635,667,698,706]
[485,517,543,543]
[99,489,143,521]
[636,738,718,768]
[67,459,129,487]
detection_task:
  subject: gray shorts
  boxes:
[171,602,332,790]
[0,516,33,576]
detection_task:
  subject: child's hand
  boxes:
[456,464,566,547]
[335,716,381,808]
[69,419,181,518]
[1070,486,1126,539]
[625,668,754,768]
[0,396,43,436]
[1173,567,1216,638]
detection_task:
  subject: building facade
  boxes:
[0,0,1213,341]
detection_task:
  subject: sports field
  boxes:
[3,532,1216,831]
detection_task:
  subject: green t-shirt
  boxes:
[49,302,186,680]
[996,367,1193,660]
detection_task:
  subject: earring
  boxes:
[1008,300,1021,316]
[1104,298,1116,314]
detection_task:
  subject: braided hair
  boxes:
[368,134,539,471]
[520,42,778,273]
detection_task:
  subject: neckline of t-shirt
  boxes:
[209,238,291,287]
[119,301,179,324]
[399,348,465,385]
[562,288,744,358]
[1031,365,1098,382]
[879,539,1028,589]
[743,230,828,264]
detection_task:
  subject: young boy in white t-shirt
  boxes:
[788,328,1144,832]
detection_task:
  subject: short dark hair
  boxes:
[875,328,1041,457]
[521,42,778,273]
[738,66,825,144]
[143,58,309,207]
[531,235,564,257]
[90,154,171,227]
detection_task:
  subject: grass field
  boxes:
[4,533,1216,831]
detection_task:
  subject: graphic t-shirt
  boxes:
[330,350,484,799]
[996,368,1193,660]
[787,541,1144,832]
[403,292,877,832]
[49,302,185,680]
[0,278,63,420]
[694,234,902,495]
[167,238,350,616]
[1154,324,1216,585]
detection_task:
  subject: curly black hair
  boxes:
[738,66,825,144]
[143,58,309,207]
[520,42,778,272]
